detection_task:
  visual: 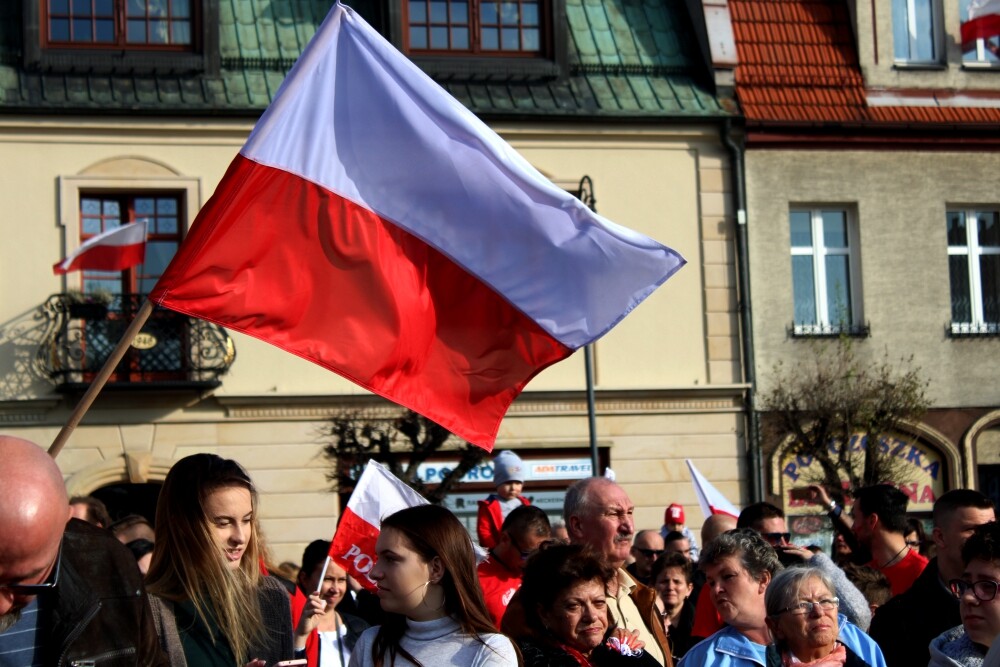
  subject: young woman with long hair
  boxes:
[145,453,294,666]
[350,504,518,666]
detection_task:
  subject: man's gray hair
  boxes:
[564,477,613,519]
[764,566,836,618]
[699,528,782,582]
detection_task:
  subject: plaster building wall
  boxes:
[0,118,746,561]
[746,148,1000,409]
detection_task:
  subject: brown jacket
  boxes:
[502,568,674,667]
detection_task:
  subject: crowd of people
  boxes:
[3,438,1000,667]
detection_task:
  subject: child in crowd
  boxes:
[477,450,530,548]
[660,502,700,561]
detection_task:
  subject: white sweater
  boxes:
[348,615,517,666]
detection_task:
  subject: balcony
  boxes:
[39,293,235,392]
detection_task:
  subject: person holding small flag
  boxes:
[293,539,370,666]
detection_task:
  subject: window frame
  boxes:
[41,0,197,51]
[23,0,219,75]
[390,0,566,79]
[403,0,548,57]
[947,207,1000,335]
[789,207,865,337]
[891,0,945,67]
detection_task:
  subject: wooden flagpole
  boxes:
[48,299,156,459]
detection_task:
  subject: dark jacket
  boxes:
[45,519,168,666]
[519,636,664,667]
[868,557,958,667]
[150,575,293,666]
[503,570,674,667]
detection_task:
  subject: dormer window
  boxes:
[405,0,544,55]
[44,0,194,50]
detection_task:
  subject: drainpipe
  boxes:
[722,118,764,504]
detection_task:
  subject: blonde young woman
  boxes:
[146,454,294,666]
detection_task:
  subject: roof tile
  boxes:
[731,0,1000,127]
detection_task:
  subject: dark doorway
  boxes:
[91,481,162,528]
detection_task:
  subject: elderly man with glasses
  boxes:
[0,436,166,665]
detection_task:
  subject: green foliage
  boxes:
[319,408,487,503]
[759,337,930,495]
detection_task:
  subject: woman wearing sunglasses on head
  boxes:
[932,522,1000,666]
[764,567,884,667]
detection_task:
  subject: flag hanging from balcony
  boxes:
[962,0,1000,49]
[148,1,685,450]
[53,221,147,275]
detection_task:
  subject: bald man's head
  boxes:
[0,436,71,623]
[701,513,737,546]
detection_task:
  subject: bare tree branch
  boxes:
[319,408,488,503]
[759,337,930,498]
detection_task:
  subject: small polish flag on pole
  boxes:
[686,459,740,520]
[328,460,428,591]
[53,222,147,275]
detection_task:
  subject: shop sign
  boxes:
[779,433,946,513]
[416,457,592,485]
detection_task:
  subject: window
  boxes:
[892,0,942,64]
[78,193,185,380]
[44,0,193,48]
[947,209,999,334]
[406,0,543,54]
[790,209,864,336]
[960,0,1000,65]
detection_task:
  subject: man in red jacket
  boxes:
[477,505,551,627]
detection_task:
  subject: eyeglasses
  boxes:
[778,597,839,615]
[950,579,1000,602]
[510,536,537,560]
[637,548,664,558]
[0,545,62,596]
[762,532,791,544]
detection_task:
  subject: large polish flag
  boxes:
[962,0,1000,48]
[329,460,428,590]
[148,2,685,449]
[53,222,147,275]
[686,459,740,519]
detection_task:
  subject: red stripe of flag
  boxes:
[151,156,572,446]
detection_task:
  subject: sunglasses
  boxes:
[636,548,664,558]
[0,545,62,596]
[762,532,791,544]
[950,579,1000,602]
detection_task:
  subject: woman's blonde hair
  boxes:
[146,454,264,663]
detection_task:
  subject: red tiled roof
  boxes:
[729,0,1000,126]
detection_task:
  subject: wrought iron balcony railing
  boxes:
[38,293,235,390]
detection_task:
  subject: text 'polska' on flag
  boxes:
[148,1,685,451]
[328,460,428,590]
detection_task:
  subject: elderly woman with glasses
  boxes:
[765,567,885,667]
[931,522,1000,666]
